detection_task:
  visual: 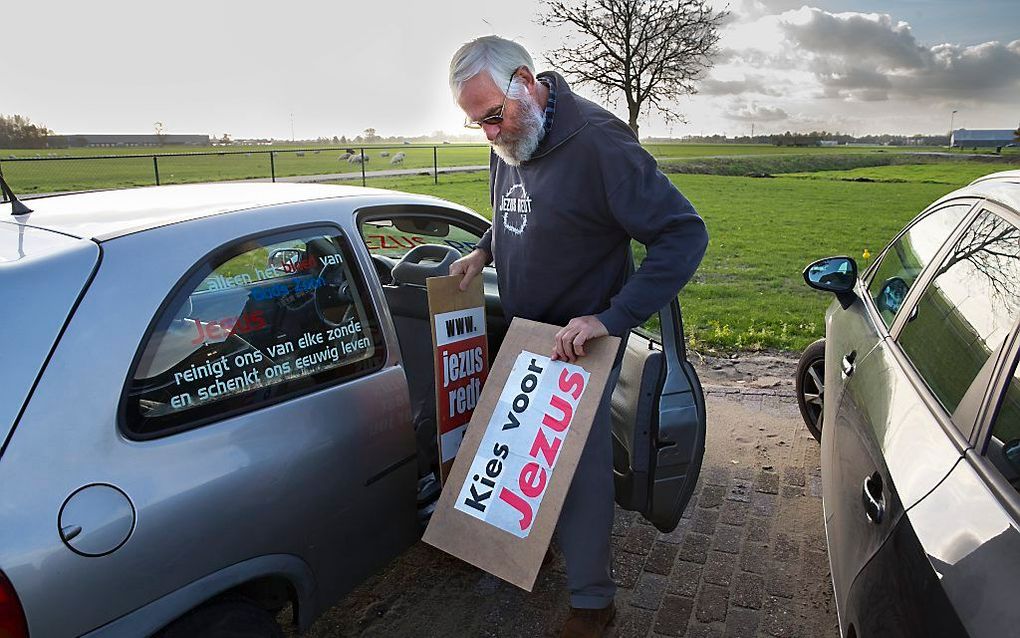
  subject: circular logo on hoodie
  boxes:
[500,183,531,236]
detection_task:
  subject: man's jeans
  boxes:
[556,340,626,609]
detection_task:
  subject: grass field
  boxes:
[4,141,1004,354]
[0,144,491,195]
[361,163,991,353]
[0,142,972,196]
[783,161,1012,185]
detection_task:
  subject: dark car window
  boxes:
[897,210,1020,415]
[360,216,482,258]
[987,354,1020,492]
[867,203,971,327]
[123,226,385,437]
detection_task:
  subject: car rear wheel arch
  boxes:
[153,592,284,638]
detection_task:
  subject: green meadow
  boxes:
[0,142,962,196]
[4,141,1013,353]
[0,144,490,195]
[364,159,1014,353]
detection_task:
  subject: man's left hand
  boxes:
[552,315,608,363]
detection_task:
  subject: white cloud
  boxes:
[674,4,1020,136]
[723,100,789,122]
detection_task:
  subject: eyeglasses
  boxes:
[463,68,520,129]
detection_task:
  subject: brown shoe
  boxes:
[559,602,616,638]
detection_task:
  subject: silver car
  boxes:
[799,170,1020,636]
[0,182,706,637]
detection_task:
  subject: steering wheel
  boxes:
[314,262,357,327]
[390,244,463,287]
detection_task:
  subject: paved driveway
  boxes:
[285,387,838,638]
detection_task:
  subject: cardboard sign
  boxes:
[427,274,489,482]
[423,318,620,591]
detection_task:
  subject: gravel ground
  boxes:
[281,356,839,637]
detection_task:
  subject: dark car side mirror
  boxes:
[803,256,858,309]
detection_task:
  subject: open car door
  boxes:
[611,299,706,532]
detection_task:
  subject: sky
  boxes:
[5,0,1018,139]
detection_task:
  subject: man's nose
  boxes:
[481,123,500,141]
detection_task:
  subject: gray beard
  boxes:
[491,94,546,166]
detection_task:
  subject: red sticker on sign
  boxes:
[434,306,489,464]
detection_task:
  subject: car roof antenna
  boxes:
[0,173,32,215]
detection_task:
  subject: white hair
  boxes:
[449,35,535,101]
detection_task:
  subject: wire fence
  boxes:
[0,144,492,200]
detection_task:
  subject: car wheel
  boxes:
[155,594,284,638]
[796,338,826,442]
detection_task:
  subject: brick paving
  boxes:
[286,387,839,637]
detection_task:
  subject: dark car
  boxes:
[796,170,1020,637]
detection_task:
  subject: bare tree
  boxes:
[936,213,1020,303]
[539,0,726,137]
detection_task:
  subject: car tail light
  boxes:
[0,571,28,638]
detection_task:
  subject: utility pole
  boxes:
[948,109,958,149]
[290,112,295,143]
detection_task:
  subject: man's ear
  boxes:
[516,65,538,91]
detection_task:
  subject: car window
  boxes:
[360,216,482,259]
[867,203,971,327]
[897,210,1020,415]
[987,355,1020,493]
[123,227,385,437]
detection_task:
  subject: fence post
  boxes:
[0,159,6,203]
[270,151,276,182]
[360,147,366,187]
[153,156,160,185]
[433,146,438,185]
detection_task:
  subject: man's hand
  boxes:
[552,315,609,363]
[449,248,489,291]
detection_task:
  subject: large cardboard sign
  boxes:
[427,274,489,482]
[423,318,620,591]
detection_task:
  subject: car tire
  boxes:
[796,338,826,443]
[154,594,284,638]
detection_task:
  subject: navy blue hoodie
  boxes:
[476,72,708,336]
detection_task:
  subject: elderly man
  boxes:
[448,35,708,637]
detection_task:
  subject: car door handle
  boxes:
[841,351,857,379]
[862,472,885,524]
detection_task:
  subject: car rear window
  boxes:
[897,210,1020,415]
[987,355,1020,493]
[122,226,385,437]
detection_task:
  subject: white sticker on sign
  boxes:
[454,350,589,538]
[434,306,487,347]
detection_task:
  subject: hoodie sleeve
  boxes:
[473,151,498,263]
[475,228,493,263]
[595,152,708,336]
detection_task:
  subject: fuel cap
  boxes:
[58,484,135,556]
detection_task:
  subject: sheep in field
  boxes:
[380,151,390,157]
[389,152,406,165]
[338,152,352,161]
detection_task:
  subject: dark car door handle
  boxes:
[841,351,856,378]
[862,472,885,524]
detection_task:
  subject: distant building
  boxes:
[47,134,210,148]
[773,135,821,147]
[819,140,840,147]
[950,129,1018,151]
